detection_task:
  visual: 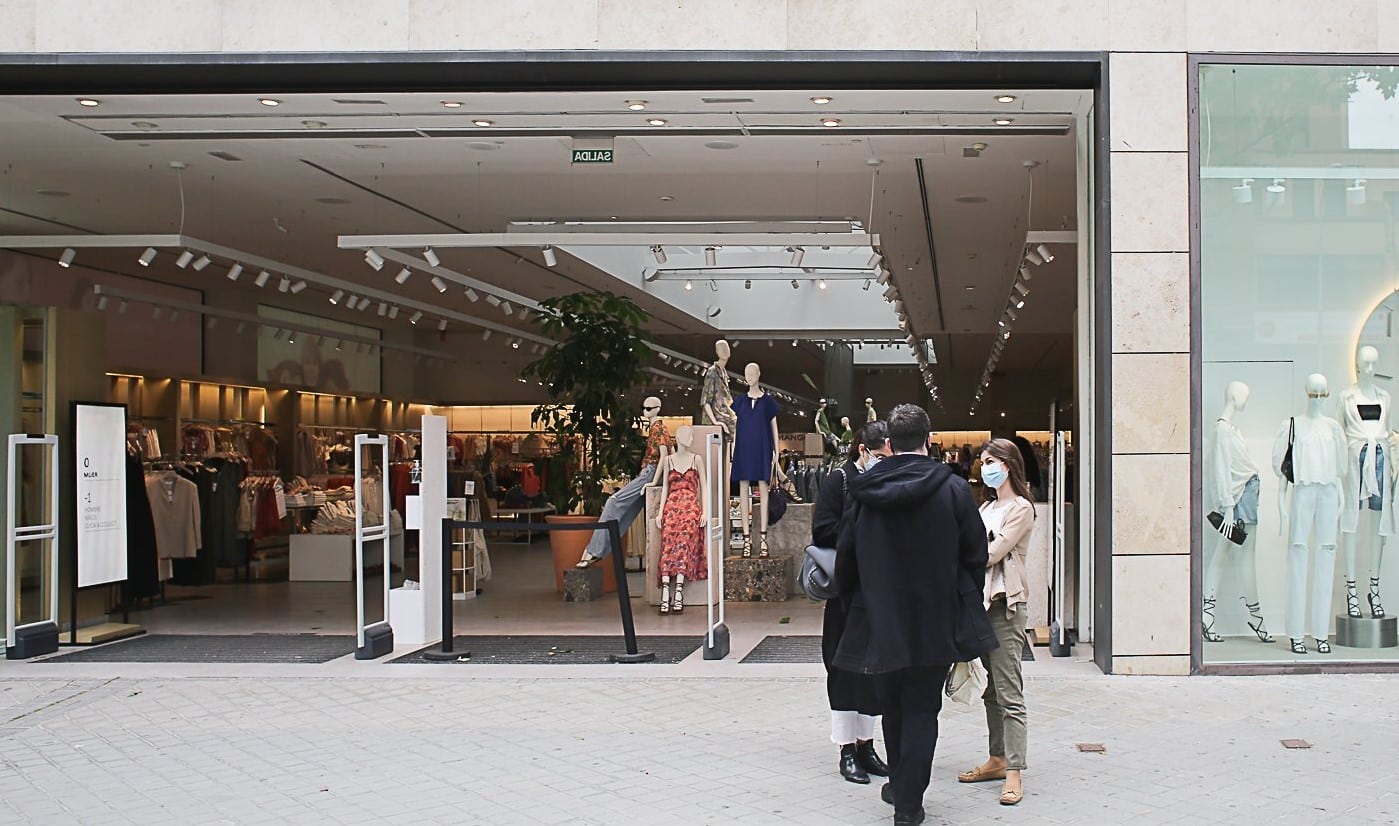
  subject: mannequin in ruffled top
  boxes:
[700,339,738,440]
[655,426,710,614]
[1337,345,1391,621]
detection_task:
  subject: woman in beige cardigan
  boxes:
[958,438,1035,807]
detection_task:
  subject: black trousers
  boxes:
[879,665,951,814]
[823,596,882,716]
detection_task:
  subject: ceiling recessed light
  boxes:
[77,98,100,107]
[811,96,833,105]
[964,286,976,291]
[258,98,281,107]
[132,121,158,130]
[996,94,1017,103]
[822,118,842,128]
[35,189,70,197]
[442,100,463,108]
[466,141,500,151]
[994,117,1015,126]
[472,119,494,127]
[705,140,739,150]
[301,120,327,129]
[647,117,668,126]
[658,195,675,202]
[626,100,648,111]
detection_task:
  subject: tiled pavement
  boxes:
[1,664,1396,824]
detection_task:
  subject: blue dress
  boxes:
[732,393,780,482]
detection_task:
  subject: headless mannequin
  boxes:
[738,363,779,558]
[655,426,709,614]
[1339,345,1390,619]
[865,398,877,423]
[1202,381,1272,643]
[575,396,667,567]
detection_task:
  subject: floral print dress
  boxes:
[658,463,707,581]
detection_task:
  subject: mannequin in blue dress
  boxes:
[731,362,780,558]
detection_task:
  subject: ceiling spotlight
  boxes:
[346,293,359,308]
[542,246,557,267]
[651,245,667,264]
[485,294,501,307]
[744,279,752,290]
[395,267,412,284]
[409,310,423,325]
[706,305,722,319]
[358,296,373,311]
[1018,266,1033,282]
[118,300,128,314]
[627,100,648,111]
[1007,307,1019,321]
[811,96,833,105]
[191,255,211,271]
[788,246,805,267]
[1002,330,1012,340]
[58,248,75,268]
[1267,178,1287,203]
[258,98,281,107]
[817,279,828,290]
[442,100,463,108]
[648,118,668,127]
[364,248,385,270]
[684,280,694,291]
[792,339,799,347]
[790,279,800,290]
[278,275,291,293]
[1016,298,1026,309]
[78,98,101,107]
[822,118,842,127]
[1232,178,1254,204]
[708,279,718,292]
[874,263,890,283]
[464,287,479,302]
[863,279,871,291]
[511,338,520,349]
[438,319,448,332]
[704,247,717,267]
[329,290,343,305]
[255,270,271,288]
[430,275,448,293]
[1025,248,1044,266]
[423,247,440,267]
[96,295,108,311]
[1035,244,1055,264]
[995,94,1017,103]
[226,263,244,281]
[1348,179,1368,206]
[993,117,1015,126]
[1014,281,1030,297]
[176,250,194,269]
[334,340,344,351]
[501,301,514,316]
[152,307,163,321]
[481,329,491,341]
[388,305,399,319]
[472,119,493,127]
[377,302,388,317]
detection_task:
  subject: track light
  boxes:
[138,247,157,267]
[481,329,491,341]
[96,295,108,311]
[464,287,479,302]
[792,339,799,347]
[423,247,440,267]
[191,255,211,271]
[1018,266,1033,282]
[358,296,372,311]
[644,269,662,283]
[1007,307,1019,321]
[542,246,557,267]
[438,319,448,332]
[1233,178,1254,204]
[58,248,75,268]
[430,275,448,293]
[388,305,399,319]
[364,249,385,271]
[1267,178,1287,203]
[511,338,520,349]
[395,267,412,284]
[1035,244,1054,264]
[791,279,800,290]
[744,279,752,290]
[1348,179,1367,206]
[226,263,244,281]
[335,340,344,351]
[118,300,128,314]
[290,280,307,295]
[684,280,693,291]
[346,294,359,309]
[706,305,721,319]
[863,279,871,291]
[329,289,344,305]
[1014,281,1030,297]
[278,275,291,293]
[485,294,501,307]
[875,268,891,286]
[704,247,717,267]
[255,270,271,288]
[709,280,718,292]
[1024,248,1044,266]
[409,310,423,325]
[501,301,514,316]
[176,250,194,268]
[789,246,805,267]
[866,252,881,269]
[377,302,388,317]
[651,245,667,264]
[152,307,163,321]
[883,285,897,301]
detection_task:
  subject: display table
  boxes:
[494,506,555,544]
[289,531,405,582]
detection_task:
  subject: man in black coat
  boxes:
[833,404,997,825]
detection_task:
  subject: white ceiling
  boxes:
[0,88,1088,424]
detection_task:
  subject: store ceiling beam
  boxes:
[94,125,1072,142]
[338,233,880,249]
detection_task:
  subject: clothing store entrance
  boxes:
[0,54,1105,663]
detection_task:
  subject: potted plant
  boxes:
[523,291,652,592]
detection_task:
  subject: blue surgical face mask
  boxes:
[860,452,882,471]
[981,461,1008,490]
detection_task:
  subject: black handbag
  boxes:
[1207,510,1248,546]
[1279,417,1295,484]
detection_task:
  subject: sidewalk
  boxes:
[1,655,1395,824]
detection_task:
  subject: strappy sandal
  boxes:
[999,787,1023,806]
[1202,597,1222,642]
[1289,638,1308,655]
[672,584,684,614]
[957,766,1007,784]
[1370,577,1386,618]
[741,535,753,559]
[1316,637,1331,654]
[1346,579,1363,618]
[758,533,770,559]
[1244,600,1274,643]
[659,585,670,614]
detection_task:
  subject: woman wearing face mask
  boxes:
[958,438,1035,807]
[812,422,892,785]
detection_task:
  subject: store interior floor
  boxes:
[119,537,825,640]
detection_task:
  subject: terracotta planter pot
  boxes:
[547,514,617,594]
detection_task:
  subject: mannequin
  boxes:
[839,416,854,448]
[816,399,839,454]
[655,426,710,614]
[576,396,670,566]
[700,339,737,439]
[1202,380,1273,643]
[731,363,780,558]
[1273,374,1349,654]
[1338,345,1391,620]
[865,398,877,423]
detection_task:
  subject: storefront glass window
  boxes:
[1200,63,1399,664]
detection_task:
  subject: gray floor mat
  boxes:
[38,634,355,664]
[393,635,700,664]
[740,635,824,663]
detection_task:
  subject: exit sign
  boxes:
[571,148,614,164]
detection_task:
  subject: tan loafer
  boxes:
[999,788,1023,806]
[957,766,1007,783]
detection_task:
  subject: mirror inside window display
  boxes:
[1200,63,1399,663]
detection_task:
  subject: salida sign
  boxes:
[571,148,614,164]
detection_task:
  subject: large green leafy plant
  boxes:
[523,291,652,515]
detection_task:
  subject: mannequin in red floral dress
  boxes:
[655,426,710,613]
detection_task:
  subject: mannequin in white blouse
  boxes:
[1338,345,1390,620]
[1274,373,1350,654]
[1202,381,1272,644]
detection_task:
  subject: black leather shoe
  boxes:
[840,745,870,784]
[893,807,925,825]
[856,740,890,777]
[881,782,894,805]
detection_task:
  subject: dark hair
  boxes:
[978,437,1034,502]
[845,421,889,463]
[887,404,931,453]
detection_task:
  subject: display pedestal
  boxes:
[389,587,427,645]
[724,556,792,602]
[563,568,604,602]
[1335,615,1399,648]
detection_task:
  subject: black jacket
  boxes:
[832,452,997,674]
[811,460,857,548]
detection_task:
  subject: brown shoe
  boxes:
[999,787,1023,806]
[957,765,1007,783]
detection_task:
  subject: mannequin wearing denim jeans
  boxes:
[577,397,669,565]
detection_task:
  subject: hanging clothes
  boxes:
[146,471,201,582]
[124,452,160,601]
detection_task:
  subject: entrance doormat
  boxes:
[740,635,824,663]
[393,635,700,665]
[38,634,355,664]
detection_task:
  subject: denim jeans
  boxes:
[582,465,655,559]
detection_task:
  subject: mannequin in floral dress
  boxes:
[656,426,709,613]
